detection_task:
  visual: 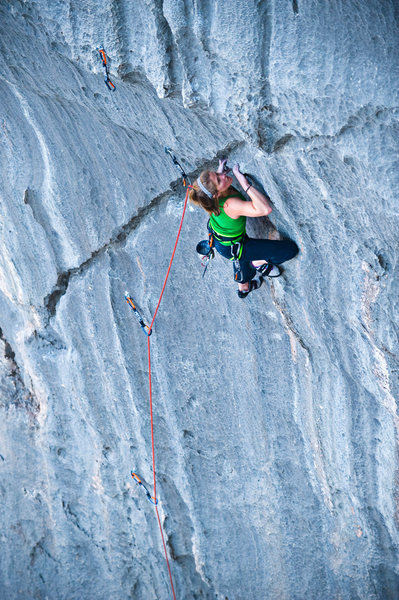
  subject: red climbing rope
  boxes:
[149,186,192,331]
[144,184,192,600]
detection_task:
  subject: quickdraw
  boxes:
[97,46,116,91]
[125,293,152,336]
[131,472,158,505]
[164,147,190,187]
[231,242,244,282]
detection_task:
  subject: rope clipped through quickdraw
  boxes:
[126,147,192,600]
[125,294,151,336]
[96,46,116,91]
[164,147,190,187]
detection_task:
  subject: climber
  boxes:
[189,160,298,298]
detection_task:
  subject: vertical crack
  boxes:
[0,327,40,416]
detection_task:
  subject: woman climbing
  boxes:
[189,160,298,298]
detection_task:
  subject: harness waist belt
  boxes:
[208,221,246,245]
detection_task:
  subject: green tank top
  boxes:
[209,195,246,245]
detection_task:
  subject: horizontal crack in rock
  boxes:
[43,187,176,319]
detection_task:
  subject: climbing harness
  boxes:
[96,46,116,91]
[207,222,246,282]
[208,223,245,257]
[126,148,192,600]
[125,293,151,336]
[196,216,246,279]
[131,472,158,505]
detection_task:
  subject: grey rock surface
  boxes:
[0,1,398,599]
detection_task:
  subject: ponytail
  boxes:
[189,170,221,215]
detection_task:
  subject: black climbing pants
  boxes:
[213,235,299,283]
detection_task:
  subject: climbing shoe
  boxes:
[237,279,261,299]
[253,262,281,278]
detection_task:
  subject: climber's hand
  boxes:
[217,158,230,174]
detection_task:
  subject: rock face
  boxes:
[0,1,398,599]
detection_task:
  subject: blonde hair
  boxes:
[189,170,221,215]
